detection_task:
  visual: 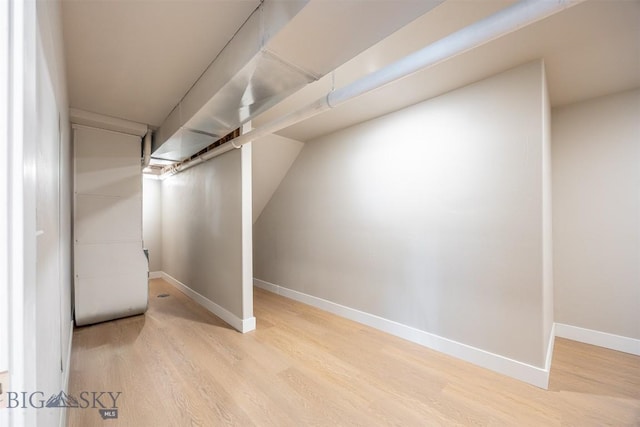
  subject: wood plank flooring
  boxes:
[67,278,640,426]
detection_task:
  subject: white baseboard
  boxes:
[555,323,640,356]
[59,319,74,427]
[254,278,551,388]
[161,272,255,333]
[149,271,162,279]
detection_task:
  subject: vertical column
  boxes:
[0,0,9,417]
[541,62,554,376]
[241,122,255,332]
[0,0,9,387]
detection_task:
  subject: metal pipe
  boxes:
[168,140,235,176]
[164,0,576,177]
[226,0,574,149]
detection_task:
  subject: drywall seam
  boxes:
[555,323,640,356]
[163,272,256,333]
[254,278,550,388]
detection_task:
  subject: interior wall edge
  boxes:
[253,278,551,389]
[58,319,74,427]
[540,58,554,368]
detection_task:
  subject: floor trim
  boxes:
[555,323,640,356]
[162,272,255,333]
[149,271,162,279]
[254,278,551,388]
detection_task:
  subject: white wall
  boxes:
[34,36,63,427]
[254,61,553,375]
[541,67,554,361]
[37,0,73,425]
[143,177,163,272]
[39,0,73,322]
[0,2,8,414]
[3,1,39,424]
[0,0,75,425]
[252,134,304,223]
[161,147,254,329]
[552,89,640,341]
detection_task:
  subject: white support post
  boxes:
[240,122,255,332]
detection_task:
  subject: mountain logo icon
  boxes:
[45,391,80,408]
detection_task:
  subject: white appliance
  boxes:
[73,125,148,326]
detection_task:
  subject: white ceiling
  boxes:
[62,0,260,127]
[254,0,640,142]
[62,0,640,142]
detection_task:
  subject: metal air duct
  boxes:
[152,0,443,163]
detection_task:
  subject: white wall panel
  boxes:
[35,30,62,427]
[75,243,149,279]
[75,195,142,242]
[161,147,254,329]
[553,89,640,341]
[75,273,148,326]
[1,0,72,424]
[74,127,141,197]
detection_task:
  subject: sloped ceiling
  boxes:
[150,0,442,162]
[252,134,304,223]
[61,0,639,145]
[62,0,260,126]
[255,0,640,142]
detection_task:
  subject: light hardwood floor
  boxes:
[67,278,640,426]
